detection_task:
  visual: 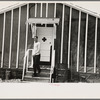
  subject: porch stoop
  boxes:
[23,65,51,83]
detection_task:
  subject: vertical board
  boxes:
[18,5,27,68]
[48,3,54,18]
[29,3,35,18]
[11,8,19,68]
[70,8,79,72]
[67,7,72,69]
[62,5,70,64]
[87,15,95,69]
[42,3,46,18]
[3,11,11,68]
[0,14,4,65]
[76,11,81,72]
[94,17,98,73]
[9,10,13,68]
[97,19,100,70]
[37,3,41,18]
[55,3,63,64]
[79,12,86,71]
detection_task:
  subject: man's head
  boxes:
[34,36,38,42]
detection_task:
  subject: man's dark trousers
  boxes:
[33,54,40,76]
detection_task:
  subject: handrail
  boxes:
[50,50,55,82]
[22,49,33,80]
[22,49,55,82]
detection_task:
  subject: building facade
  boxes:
[0,2,100,82]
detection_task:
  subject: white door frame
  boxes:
[36,25,56,63]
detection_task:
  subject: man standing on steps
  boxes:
[32,36,41,77]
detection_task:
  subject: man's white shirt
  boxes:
[32,42,40,56]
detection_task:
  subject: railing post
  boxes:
[26,50,29,72]
[22,56,26,80]
[50,50,55,83]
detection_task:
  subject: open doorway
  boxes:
[37,27,55,65]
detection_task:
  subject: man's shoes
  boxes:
[38,69,41,74]
[32,73,37,77]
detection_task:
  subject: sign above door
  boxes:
[26,18,60,25]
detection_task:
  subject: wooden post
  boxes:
[8,10,13,69]
[35,3,37,17]
[60,4,65,63]
[77,11,81,72]
[54,3,56,18]
[84,14,88,73]
[40,3,43,17]
[1,12,6,68]
[94,17,98,73]
[46,3,48,18]
[68,7,72,69]
[16,7,21,68]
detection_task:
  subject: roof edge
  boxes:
[0,3,28,14]
[63,3,100,18]
[0,2,100,18]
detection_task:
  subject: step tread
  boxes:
[28,67,50,70]
[25,72,50,77]
[24,75,50,80]
[26,71,50,74]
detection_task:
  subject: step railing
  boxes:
[50,50,55,82]
[22,49,33,80]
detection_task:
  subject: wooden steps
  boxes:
[23,65,51,83]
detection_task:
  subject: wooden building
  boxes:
[0,2,100,82]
